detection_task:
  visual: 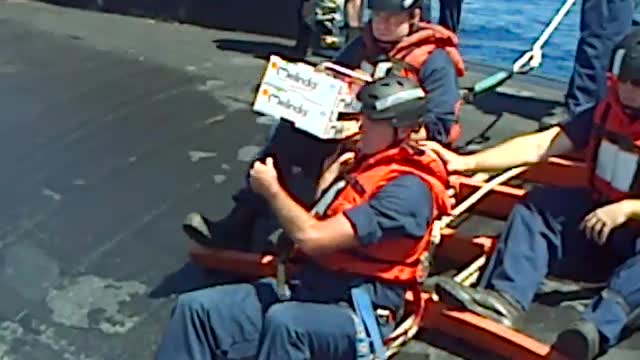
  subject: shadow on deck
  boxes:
[36,0,307,40]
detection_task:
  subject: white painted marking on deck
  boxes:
[189,151,217,162]
[205,114,225,124]
[212,174,227,184]
[46,275,147,335]
[237,145,261,162]
[42,188,62,201]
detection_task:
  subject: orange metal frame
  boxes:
[188,155,589,360]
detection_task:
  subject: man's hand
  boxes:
[317,151,356,196]
[417,140,473,173]
[580,201,633,245]
[249,157,280,198]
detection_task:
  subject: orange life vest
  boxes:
[586,75,640,202]
[362,22,466,145]
[311,143,451,283]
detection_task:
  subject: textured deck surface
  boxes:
[1,2,637,359]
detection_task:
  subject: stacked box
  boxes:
[252,55,349,139]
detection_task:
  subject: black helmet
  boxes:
[356,74,427,128]
[611,27,640,83]
[368,0,423,12]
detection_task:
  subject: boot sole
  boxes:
[434,278,514,328]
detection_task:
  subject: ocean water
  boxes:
[433,0,581,80]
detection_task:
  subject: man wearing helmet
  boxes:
[183,0,464,252]
[423,28,640,360]
[335,0,465,144]
[155,75,451,360]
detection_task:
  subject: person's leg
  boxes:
[154,278,279,360]
[184,121,338,249]
[256,301,361,360]
[565,0,634,117]
[485,187,598,308]
[438,0,463,33]
[552,228,640,359]
[293,0,313,60]
[436,187,598,327]
[586,232,640,343]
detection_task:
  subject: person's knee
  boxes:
[173,286,245,318]
[507,201,535,222]
[263,302,299,333]
[173,290,213,315]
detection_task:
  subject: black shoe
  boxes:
[433,276,524,328]
[183,212,215,246]
[183,205,257,250]
[552,320,601,360]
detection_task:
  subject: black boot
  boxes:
[183,203,258,251]
[552,320,602,360]
[433,276,525,328]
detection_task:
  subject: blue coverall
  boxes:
[431,0,464,33]
[479,107,640,349]
[156,175,434,359]
[565,0,635,118]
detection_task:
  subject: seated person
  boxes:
[424,29,640,360]
[155,75,451,360]
[183,0,464,251]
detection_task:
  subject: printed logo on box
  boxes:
[262,56,342,105]
[254,84,330,120]
[270,61,319,91]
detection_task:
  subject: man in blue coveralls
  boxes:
[564,0,635,119]
[156,75,450,360]
[425,29,640,360]
[432,0,464,33]
[183,0,462,252]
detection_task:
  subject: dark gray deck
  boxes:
[0,2,637,359]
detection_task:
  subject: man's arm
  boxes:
[265,175,433,255]
[457,106,597,172]
[418,49,460,144]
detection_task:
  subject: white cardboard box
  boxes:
[253,83,335,138]
[252,55,360,140]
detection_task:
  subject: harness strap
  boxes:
[351,286,387,360]
[346,304,374,360]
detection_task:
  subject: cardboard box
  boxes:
[252,55,361,139]
[253,83,335,138]
[260,56,344,103]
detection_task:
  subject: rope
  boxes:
[439,165,528,229]
[464,0,576,100]
[384,165,529,356]
[511,0,577,73]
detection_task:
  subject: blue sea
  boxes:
[433,0,581,80]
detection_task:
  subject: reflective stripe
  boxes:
[351,286,387,359]
[347,307,374,359]
[374,88,425,111]
[595,139,640,192]
[611,48,627,76]
[314,179,347,216]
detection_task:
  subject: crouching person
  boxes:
[425,29,640,360]
[155,75,451,360]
